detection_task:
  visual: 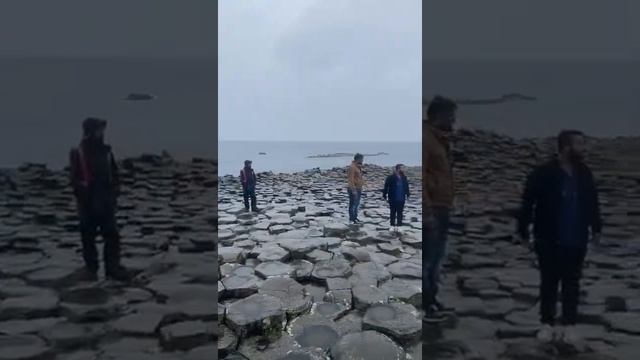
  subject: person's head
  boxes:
[557,130,586,163]
[394,164,405,175]
[354,153,364,165]
[82,117,107,141]
[244,160,252,168]
[427,96,457,132]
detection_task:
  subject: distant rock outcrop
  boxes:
[307,152,389,159]
[124,93,155,101]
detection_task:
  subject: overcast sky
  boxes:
[0,0,216,58]
[219,0,422,142]
[424,0,635,60]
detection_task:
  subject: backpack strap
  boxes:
[77,145,91,187]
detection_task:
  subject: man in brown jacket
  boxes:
[347,153,365,224]
[423,96,458,322]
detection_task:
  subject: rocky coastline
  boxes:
[0,153,217,359]
[218,129,640,360]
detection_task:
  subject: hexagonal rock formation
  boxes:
[310,259,352,284]
[363,303,422,343]
[330,331,406,360]
[159,320,216,352]
[225,294,285,338]
[352,285,390,311]
[0,335,52,360]
[255,261,296,279]
[59,286,119,322]
[220,274,263,299]
[258,277,312,318]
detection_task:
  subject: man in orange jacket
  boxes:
[423,96,458,322]
[347,153,365,224]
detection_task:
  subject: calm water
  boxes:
[425,60,639,138]
[0,58,216,168]
[219,141,420,176]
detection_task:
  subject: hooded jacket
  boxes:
[347,161,365,190]
[423,122,454,210]
[70,139,120,212]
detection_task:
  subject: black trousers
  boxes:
[535,242,586,325]
[243,188,257,210]
[79,208,121,273]
[389,200,405,226]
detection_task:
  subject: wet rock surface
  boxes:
[422,131,640,360]
[0,155,216,358]
[218,164,423,358]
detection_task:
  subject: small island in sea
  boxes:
[124,93,156,101]
[306,152,389,159]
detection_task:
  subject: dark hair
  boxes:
[395,163,404,171]
[557,130,584,152]
[427,96,457,119]
[354,153,363,161]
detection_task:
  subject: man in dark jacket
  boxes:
[70,118,131,282]
[383,164,410,233]
[240,160,259,212]
[518,129,602,343]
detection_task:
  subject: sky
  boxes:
[219,0,422,142]
[0,0,216,58]
[424,0,635,60]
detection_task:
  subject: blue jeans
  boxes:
[348,188,362,222]
[422,206,450,308]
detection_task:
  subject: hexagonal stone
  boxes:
[259,278,312,317]
[256,246,289,262]
[0,292,59,321]
[311,259,352,284]
[59,287,118,322]
[306,249,333,262]
[330,331,405,360]
[295,324,341,351]
[363,303,421,342]
[221,274,263,299]
[379,279,422,307]
[290,260,314,281]
[255,261,296,279]
[0,335,51,360]
[0,318,65,336]
[324,223,349,237]
[218,324,238,357]
[387,261,422,279]
[112,312,164,336]
[219,247,246,264]
[279,349,326,360]
[42,322,105,350]
[225,294,285,338]
[159,321,215,352]
[352,262,392,285]
[352,285,389,311]
[311,302,349,320]
[279,238,323,258]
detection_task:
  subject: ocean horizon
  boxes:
[219,140,420,176]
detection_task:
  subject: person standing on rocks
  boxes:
[423,96,458,322]
[383,164,410,233]
[69,117,132,282]
[240,160,260,212]
[347,153,365,224]
[518,129,602,343]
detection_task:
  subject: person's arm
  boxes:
[383,176,390,198]
[518,167,540,240]
[240,170,246,188]
[423,141,433,216]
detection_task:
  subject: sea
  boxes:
[1,58,637,172]
[0,57,217,169]
[218,141,420,176]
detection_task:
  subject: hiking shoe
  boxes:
[536,324,554,342]
[433,300,455,313]
[560,325,581,344]
[251,208,261,213]
[106,266,133,282]
[422,306,448,323]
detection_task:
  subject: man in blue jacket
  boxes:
[383,164,410,233]
[518,130,602,344]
